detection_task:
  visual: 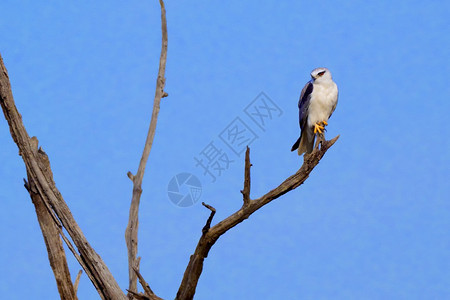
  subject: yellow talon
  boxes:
[313,120,329,134]
[314,123,324,134]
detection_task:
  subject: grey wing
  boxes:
[291,81,314,152]
[298,81,313,131]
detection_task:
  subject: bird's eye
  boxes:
[318,71,326,76]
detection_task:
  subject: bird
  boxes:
[291,67,338,155]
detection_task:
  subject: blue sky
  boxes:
[1,1,449,299]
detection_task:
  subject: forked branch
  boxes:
[176,135,339,300]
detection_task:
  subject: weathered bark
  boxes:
[176,135,339,300]
[25,172,77,300]
[125,0,168,297]
[0,54,127,300]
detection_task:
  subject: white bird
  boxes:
[291,67,338,155]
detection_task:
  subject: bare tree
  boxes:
[0,1,339,299]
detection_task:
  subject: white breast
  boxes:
[307,81,338,127]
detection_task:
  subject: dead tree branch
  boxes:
[201,202,216,234]
[240,146,252,206]
[125,0,168,296]
[132,263,163,300]
[176,135,339,300]
[0,54,127,299]
[23,152,98,293]
[24,175,77,300]
[73,270,83,295]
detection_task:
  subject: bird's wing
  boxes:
[328,88,339,119]
[298,81,314,131]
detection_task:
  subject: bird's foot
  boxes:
[313,122,325,134]
[313,121,328,134]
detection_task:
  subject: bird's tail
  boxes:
[291,137,301,152]
[296,129,315,155]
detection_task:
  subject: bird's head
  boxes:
[310,67,332,83]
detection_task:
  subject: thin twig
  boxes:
[240,146,252,206]
[176,135,339,300]
[201,202,216,235]
[132,265,163,300]
[74,270,83,295]
[133,267,153,297]
[125,0,168,296]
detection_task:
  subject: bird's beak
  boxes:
[311,75,316,80]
